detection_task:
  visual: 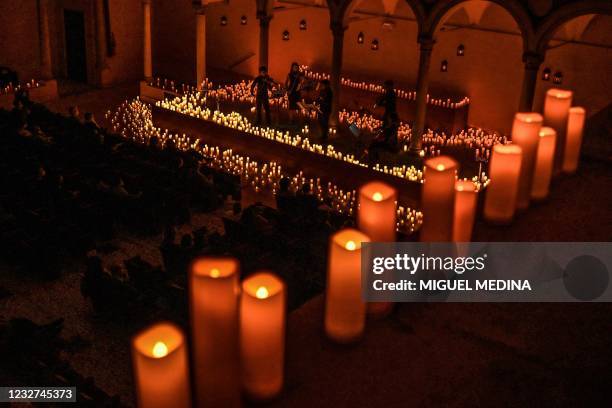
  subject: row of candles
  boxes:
[131,172,482,406]
[483,88,585,223]
[146,77,212,95]
[300,65,470,109]
[106,99,424,233]
[0,79,41,95]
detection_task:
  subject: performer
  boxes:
[250,66,274,126]
[366,111,399,163]
[374,79,397,123]
[285,62,303,124]
[316,79,333,142]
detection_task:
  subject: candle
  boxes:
[325,228,370,343]
[132,322,191,408]
[511,113,543,210]
[240,272,286,400]
[543,88,572,174]
[190,258,240,408]
[563,107,586,173]
[357,182,395,317]
[452,180,477,242]
[531,127,556,200]
[358,181,397,242]
[484,144,523,224]
[420,156,459,241]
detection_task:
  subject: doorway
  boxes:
[64,9,87,83]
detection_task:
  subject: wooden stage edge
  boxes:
[152,106,422,208]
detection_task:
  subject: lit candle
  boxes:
[543,88,572,174]
[357,182,395,316]
[452,180,477,242]
[132,322,191,408]
[190,258,240,408]
[325,228,370,343]
[563,106,585,174]
[531,127,556,200]
[358,181,397,242]
[420,156,459,241]
[511,113,542,210]
[484,144,523,224]
[240,272,286,400]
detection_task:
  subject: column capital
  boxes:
[193,3,207,15]
[417,34,435,51]
[257,12,273,24]
[522,51,544,70]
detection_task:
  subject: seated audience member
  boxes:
[68,106,81,123]
[296,183,319,217]
[17,121,33,139]
[160,225,180,276]
[84,112,104,144]
[10,99,27,127]
[32,125,53,144]
[276,176,296,213]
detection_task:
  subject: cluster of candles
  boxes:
[131,179,425,406]
[421,127,507,150]
[300,65,470,109]
[338,109,413,142]
[483,88,585,223]
[0,79,40,95]
[106,98,424,233]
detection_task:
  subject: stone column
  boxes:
[257,13,272,69]
[410,35,435,152]
[95,0,110,85]
[329,21,346,127]
[195,6,207,89]
[38,0,53,79]
[518,52,544,112]
[143,0,153,80]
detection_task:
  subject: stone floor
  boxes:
[1,84,611,407]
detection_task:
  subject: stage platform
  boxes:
[152,106,422,208]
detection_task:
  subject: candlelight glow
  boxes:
[152,341,168,358]
[209,268,220,278]
[255,286,269,299]
[345,240,357,251]
[372,192,383,202]
[436,164,445,171]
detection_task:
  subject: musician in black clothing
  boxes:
[285,62,303,124]
[250,66,274,126]
[366,111,399,163]
[374,79,397,123]
[317,79,333,142]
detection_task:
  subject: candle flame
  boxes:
[210,268,220,278]
[152,341,168,358]
[255,286,269,299]
[456,185,464,192]
[345,240,357,251]
[436,164,445,171]
[372,192,383,202]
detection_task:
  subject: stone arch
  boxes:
[535,0,612,54]
[424,0,535,52]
